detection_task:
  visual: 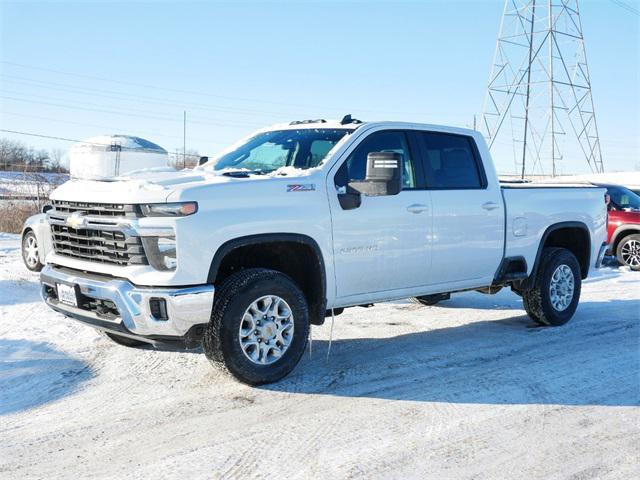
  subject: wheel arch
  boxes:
[526,221,591,285]
[207,233,327,325]
[610,224,640,253]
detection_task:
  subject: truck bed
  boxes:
[500,183,607,276]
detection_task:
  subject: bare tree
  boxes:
[169,148,200,169]
[49,148,66,173]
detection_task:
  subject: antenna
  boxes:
[481,0,604,177]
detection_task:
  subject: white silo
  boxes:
[69,135,170,180]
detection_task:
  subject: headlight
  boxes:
[140,202,197,217]
[142,236,177,271]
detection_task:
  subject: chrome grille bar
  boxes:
[49,201,148,266]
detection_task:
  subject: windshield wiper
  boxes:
[219,169,273,178]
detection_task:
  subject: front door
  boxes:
[327,129,432,302]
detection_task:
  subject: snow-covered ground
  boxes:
[0,171,67,200]
[1,232,638,479]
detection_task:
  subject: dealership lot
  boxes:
[1,233,638,479]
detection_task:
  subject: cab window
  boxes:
[417,132,485,189]
[335,130,417,189]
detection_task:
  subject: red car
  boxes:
[597,183,640,270]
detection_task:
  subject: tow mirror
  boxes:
[348,152,402,196]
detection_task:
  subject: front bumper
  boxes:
[40,264,214,348]
[595,242,609,268]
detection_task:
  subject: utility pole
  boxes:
[183,110,187,169]
[481,0,604,177]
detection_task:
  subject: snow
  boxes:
[0,171,68,198]
[536,171,640,190]
[268,165,320,177]
[0,232,638,479]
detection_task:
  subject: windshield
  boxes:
[210,128,351,173]
[606,185,640,211]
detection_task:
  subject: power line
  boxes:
[0,73,290,119]
[0,89,265,127]
[0,129,203,160]
[0,60,310,108]
[609,0,640,16]
[0,94,264,128]
[0,111,228,146]
[0,60,464,118]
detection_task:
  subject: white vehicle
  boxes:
[69,135,170,180]
[39,117,608,384]
[21,135,172,272]
[21,207,54,272]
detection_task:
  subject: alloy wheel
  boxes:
[238,295,295,365]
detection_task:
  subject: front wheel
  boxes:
[22,230,43,272]
[203,268,310,385]
[616,234,640,271]
[522,247,582,326]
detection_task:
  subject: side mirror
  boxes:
[42,204,53,214]
[199,156,209,166]
[348,152,402,196]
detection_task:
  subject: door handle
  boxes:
[406,204,429,214]
[482,201,500,211]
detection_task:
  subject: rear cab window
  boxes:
[416,132,487,190]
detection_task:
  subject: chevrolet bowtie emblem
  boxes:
[66,212,87,229]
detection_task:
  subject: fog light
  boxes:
[149,298,168,321]
[142,236,177,271]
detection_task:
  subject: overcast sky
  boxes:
[1,0,638,174]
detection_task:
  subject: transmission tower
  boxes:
[482,0,604,177]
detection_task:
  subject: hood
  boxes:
[50,167,319,204]
[51,169,237,204]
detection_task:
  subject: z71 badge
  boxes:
[287,184,316,192]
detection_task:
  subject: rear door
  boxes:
[415,131,504,288]
[327,129,432,302]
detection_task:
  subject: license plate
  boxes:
[57,283,77,307]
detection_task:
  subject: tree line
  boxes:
[0,138,69,173]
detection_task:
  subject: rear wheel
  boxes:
[616,234,640,271]
[203,268,310,385]
[104,332,147,348]
[522,247,581,326]
[22,230,43,272]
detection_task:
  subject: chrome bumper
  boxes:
[40,265,214,343]
[595,242,609,268]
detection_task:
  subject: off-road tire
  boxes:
[203,268,310,385]
[616,234,640,271]
[104,332,148,348]
[22,230,43,272]
[522,247,581,326]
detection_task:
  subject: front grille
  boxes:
[51,224,147,265]
[49,201,148,266]
[51,200,140,217]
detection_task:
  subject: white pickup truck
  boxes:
[40,117,608,384]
